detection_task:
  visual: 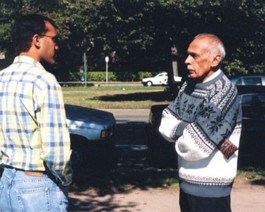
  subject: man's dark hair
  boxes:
[11,14,56,54]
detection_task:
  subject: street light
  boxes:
[105,56,109,83]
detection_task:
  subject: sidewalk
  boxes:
[69,178,265,212]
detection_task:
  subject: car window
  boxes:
[231,78,242,85]
[241,94,265,118]
[243,77,262,85]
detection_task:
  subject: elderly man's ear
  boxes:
[211,55,222,68]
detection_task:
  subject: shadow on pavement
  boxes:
[68,120,179,211]
[251,179,265,186]
[69,146,179,211]
[91,90,176,102]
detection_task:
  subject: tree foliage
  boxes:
[0,0,264,79]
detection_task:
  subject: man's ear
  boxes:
[211,55,222,68]
[32,34,41,49]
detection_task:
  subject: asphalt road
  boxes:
[103,109,150,147]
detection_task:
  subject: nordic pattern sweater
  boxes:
[159,70,242,198]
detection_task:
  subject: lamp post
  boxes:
[105,56,109,83]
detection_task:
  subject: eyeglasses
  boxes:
[40,34,60,44]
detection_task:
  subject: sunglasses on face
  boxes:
[40,34,60,44]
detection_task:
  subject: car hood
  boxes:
[65,104,115,130]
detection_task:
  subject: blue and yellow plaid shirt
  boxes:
[0,56,72,186]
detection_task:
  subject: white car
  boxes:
[142,72,181,86]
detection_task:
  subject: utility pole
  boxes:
[171,46,179,78]
[83,52,88,87]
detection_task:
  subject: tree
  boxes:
[0,0,264,79]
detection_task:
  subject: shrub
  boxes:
[67,71,158,82]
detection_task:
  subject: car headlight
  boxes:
[100,130,109,139]
[100,126,115,139]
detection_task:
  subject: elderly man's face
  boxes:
[185,37,217,82]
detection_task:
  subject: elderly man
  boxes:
[159,33,242,212]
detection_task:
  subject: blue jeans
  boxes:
[0,167,69,212]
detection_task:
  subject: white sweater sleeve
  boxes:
[158,108,184,143]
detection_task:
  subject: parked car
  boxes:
[230,75,265,86]
[237,86,265,168]
[65,105,116,168]
[145,104,177,168]
[142,72,182,86]
[146,86,265,168]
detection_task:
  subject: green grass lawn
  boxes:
[63,85,176,109]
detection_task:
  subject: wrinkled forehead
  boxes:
[188,38,210,54]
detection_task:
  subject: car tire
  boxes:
[147,81,153,86]
[71,148,84,169]
[70,135,87,169]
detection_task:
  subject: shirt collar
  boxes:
[13,56,45,70]
[203,69,222,83]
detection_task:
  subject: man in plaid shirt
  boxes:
[0,14,72,211]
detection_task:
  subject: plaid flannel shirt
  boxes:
[0,56,72,186]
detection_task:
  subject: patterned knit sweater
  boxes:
[159,70,242,198]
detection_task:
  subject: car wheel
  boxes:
[147,81,153,86]
[71,148,84,169]
[70,135,87,169]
